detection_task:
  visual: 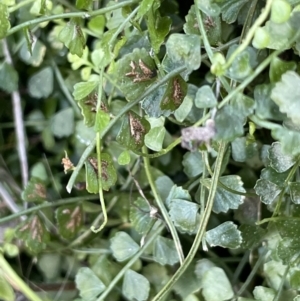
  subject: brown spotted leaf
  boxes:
[116,111,150,151]
[22,177,47,202]
[160,75,187,112]
[84,152,117,193]
[56,205,83,239]
[15,215,50,253]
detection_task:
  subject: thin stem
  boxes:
[152,141,227,301]
[194,44,298,129]
[195,8,231,93]
[96,224,164,301]
[223,0,273,70]
[0,183,25,220]
[51,60,81,118]
[6,0,138,36]
[91,69,107,233]
[69,196,118,247]
[0,254,43,301]
[236,249,269,297]
[2,39,29,189]
[273,263,290,301]
[143,147,185,265]
[108,5,140,49]
[240,0,259,43]
[8,0,35,12]
[0,196,99,224]
[66,65,186,193]
[91,132,107,233]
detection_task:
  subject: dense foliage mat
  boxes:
[1,0,300,300]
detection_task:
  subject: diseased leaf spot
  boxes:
[204,16,216,30]
[125,59,157,83]
[173,78,183,105]
[128,112,145,144]
[88,157,109,181]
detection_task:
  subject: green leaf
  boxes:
[113,48,157,101]
[252,27,271,49]
[289,182,300,204]
[130,197,154,235]
[214,105,244,141]
[231,93,255,120]
[95,110,110,134]
[184,5,222,46]
[261,20,295,50]
[173,262,200,298]
[260,166,289,187]
[122,270,150,301]
[145,125,166,151]
[76,0,92,10]
[162,33,201,78]
[141,84,170,118]
[19,39,47,67]
[160,75,187,112]
[143,263,169,291]
[254,84,285,121]
[271,71,300,126]
[205,222,242,249]
[166,184,192,207]
[147,5,171,53]
[0,62,18,93]
[84,152,117,193]
[202,175,245,213]
[76,91,97,127]
[0,4,11,39]
[118,150,131,165]
[272,126,300,156]
[56,205,83,239]
[290,270,300,289]
[182,151,204,178]
[195,85,217,109]
[28,67,53,98]
[110,231,140,262]
[137,0,155,19]
[268,142,296,172]
[116,111,150,151]
[155,175,174,202]
[276,237,300,264]
[195,0,221,17]
[195,259,216,279]
[58,18,85,57]
[200,267,234,301]
[239,224,266,249]
[221,0,248,24]
[271,0,292,24]
[50,108,74,138]
[169,199,199,234]
[153,236,180,266]
[75,267,106,300]
[22,177,47,202]
[253,286,276,301]
[174,92,193,122]
[75,120,95,146]
[0,274,15,301]
[231,137,258,162]
[226,45,257,81]
[73,81,98,101]
[269,56,296,83]
[88,15,105,35]
[105,6,126,30]
[254,179,281,205]
[15,215,50,253]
